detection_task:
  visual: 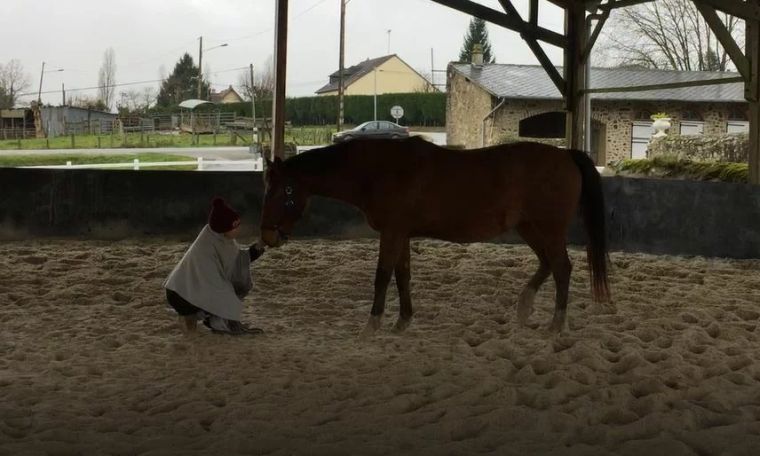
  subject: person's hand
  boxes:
[249,242,266,261]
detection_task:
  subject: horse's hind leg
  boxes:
[363,231,405,337]
[545,240,572,333]
[392,239,413,333]
[515,223,551,325]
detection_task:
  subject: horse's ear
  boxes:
[274,156,283,166]
[265,157,273,169]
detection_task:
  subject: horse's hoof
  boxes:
[548,312,566,334]
[516,304,534,326]
[392,317,412,333]
[360,315,382,339]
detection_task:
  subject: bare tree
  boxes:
[69,94,107,111]
[0,59,31,108]
[602,0,744,71]
[141,87,157,110]
[237,57,275,100]
[98,48,117,110]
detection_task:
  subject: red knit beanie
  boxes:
[208,197,240,233]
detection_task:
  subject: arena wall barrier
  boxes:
[1,169,759,258]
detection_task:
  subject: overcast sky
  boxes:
[3,0,569,107]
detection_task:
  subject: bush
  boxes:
[609,156,748,183]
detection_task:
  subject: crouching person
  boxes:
[164,197,265,336]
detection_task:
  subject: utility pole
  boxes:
[37,61,46,103]
[373,68,377,121]
[197,36,203,99]
[387,29,391,54]
[272,0,289,160]
[337,0,346,132]
[430,48,435,90]
[250,63,257,148]
[62,83,66,106]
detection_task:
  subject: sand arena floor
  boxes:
[2,238,760,455]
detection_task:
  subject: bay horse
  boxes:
[260,136,610,334]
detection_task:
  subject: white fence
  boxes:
[22,157,264,171]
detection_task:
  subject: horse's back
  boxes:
[351,139,582,240]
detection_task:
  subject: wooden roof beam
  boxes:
[694,2,750,81]
[428,0,567,48]
[497,0,566,94]
[695,0,760,22]
[598,0,656,12]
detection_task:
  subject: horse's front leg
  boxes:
[362,231,405,337]
[392,239,412,333]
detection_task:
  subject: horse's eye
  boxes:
[285,186,293,195]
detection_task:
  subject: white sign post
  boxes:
[390,105,404,122]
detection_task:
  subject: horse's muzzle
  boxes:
[261,228,288,247]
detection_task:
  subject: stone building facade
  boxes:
[447,63,748,164]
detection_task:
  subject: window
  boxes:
[631,121,654,159]
[680,111,704,136]
[727,108,749,134]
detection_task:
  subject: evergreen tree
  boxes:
[458,17,495,64]
[156,53,210,107]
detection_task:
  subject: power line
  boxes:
[215,0,332,43]
[19,78,165,97]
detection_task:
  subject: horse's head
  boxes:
[260,157,308,247]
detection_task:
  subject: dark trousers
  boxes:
[166,289,202,316]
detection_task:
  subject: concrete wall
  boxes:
[0,169,371,240]
[1,169,760,259]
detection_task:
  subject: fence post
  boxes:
[97,136,101,148]
[46,138,50,149]
[197,157,204,170]
[71,134,75,149]
[66,161,72,167]
[133,159,139,170]
[17,138,21,150]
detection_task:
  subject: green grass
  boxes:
[611,156,748,183]
[0,153,196,168]
[0,126,338,150]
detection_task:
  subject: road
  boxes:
[2,131,448,171]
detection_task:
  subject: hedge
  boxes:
[208,93,445,127]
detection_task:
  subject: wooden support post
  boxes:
[564,5,586,151]
[272,0,289,161]
[747,1,760,184]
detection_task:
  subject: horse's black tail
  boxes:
[569,149,611,302]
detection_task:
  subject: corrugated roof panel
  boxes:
[451,63,745,103]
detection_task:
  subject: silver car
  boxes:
[332,121,410,143]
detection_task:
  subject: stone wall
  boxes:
[445,70,748,162]
[446,70,493,148]
[648,133,749,162]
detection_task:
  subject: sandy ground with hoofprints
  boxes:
[2,238,760,456]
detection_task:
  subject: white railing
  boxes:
[21,157,264,171]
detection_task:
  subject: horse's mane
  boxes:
[283,136,439,175]
[282,144,345,175]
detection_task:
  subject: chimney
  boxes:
[471,43,484,67]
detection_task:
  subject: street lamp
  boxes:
[37,62,64,103]
[197,36,229,99]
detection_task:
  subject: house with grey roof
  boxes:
[447,62,748,164]
[316,54,435,96]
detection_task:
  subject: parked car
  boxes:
[332,121,410,143]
